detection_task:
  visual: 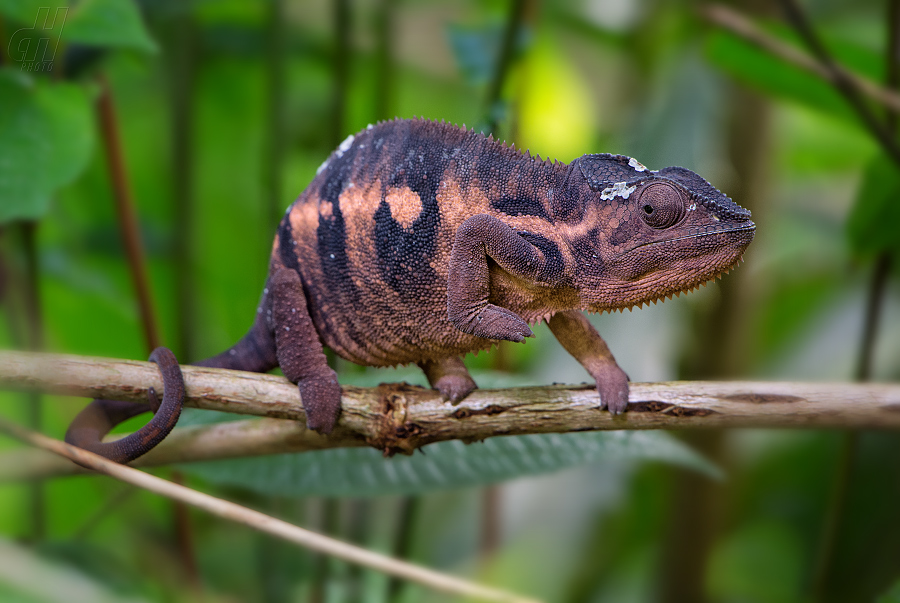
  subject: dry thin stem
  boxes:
[0,417,540,603]
[96,76,160,352]
[703,4,900,115]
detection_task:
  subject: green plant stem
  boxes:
[21,221,44,541]
[170,10,197,363]
[330,0,350,147]
[483,0,527,135]
[96,77,161,352]
[0,16,10,65]
[374,0,395,122]
[264,0,287,231]
[389,496,423,603]
[164,9,203,590]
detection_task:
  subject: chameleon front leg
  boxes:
[547,310,629,414]
[418,356,477,403]
[447,214,556,342]
[269,266,342,433]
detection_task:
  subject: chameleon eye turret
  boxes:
[636,182,685,229]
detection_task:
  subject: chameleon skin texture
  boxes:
[65,117,755,461]
[281,119,754,364]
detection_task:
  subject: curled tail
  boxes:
[64,347,185,465]
[65,302,278,465]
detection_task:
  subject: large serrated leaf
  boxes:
[0,70,94,224]
[847,154,900,258]
[178,410,720,498]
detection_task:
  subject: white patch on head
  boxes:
[600,181,637,200]
[628,157,647,172]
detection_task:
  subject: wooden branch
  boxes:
[0,417,541,603]
[1,350,899,480]
[703,4,900,115]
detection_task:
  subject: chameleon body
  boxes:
[66,118,755,462]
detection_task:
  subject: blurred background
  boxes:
[1,0,899,601]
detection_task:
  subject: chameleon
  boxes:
[65,118,755,463]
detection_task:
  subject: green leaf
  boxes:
[0,70,94,224]
[0,0,156,54]
[0,0,46,23]
[847,154,900,258]
[179,412,721,498]
[64,0,157,53]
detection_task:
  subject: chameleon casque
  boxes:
[66,118,755,463]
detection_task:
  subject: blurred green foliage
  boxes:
[0,0,899,602]
[0,73,94,223]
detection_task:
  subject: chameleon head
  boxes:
[563,154,755,311]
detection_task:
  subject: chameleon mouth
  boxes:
[594,221,755,312]
[622,222,756,254]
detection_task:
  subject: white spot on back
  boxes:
[600,181,637,200]
[336,134,355,157]
[628,157,647,172]
[317,134,356,175]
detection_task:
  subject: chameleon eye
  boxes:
[637,183,685,229]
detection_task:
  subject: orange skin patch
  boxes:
[386,186,424,228]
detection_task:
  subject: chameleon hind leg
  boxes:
[269,265,342,433]
[418,356,476,403]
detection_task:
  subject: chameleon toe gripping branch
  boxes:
[65,118,755,463]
